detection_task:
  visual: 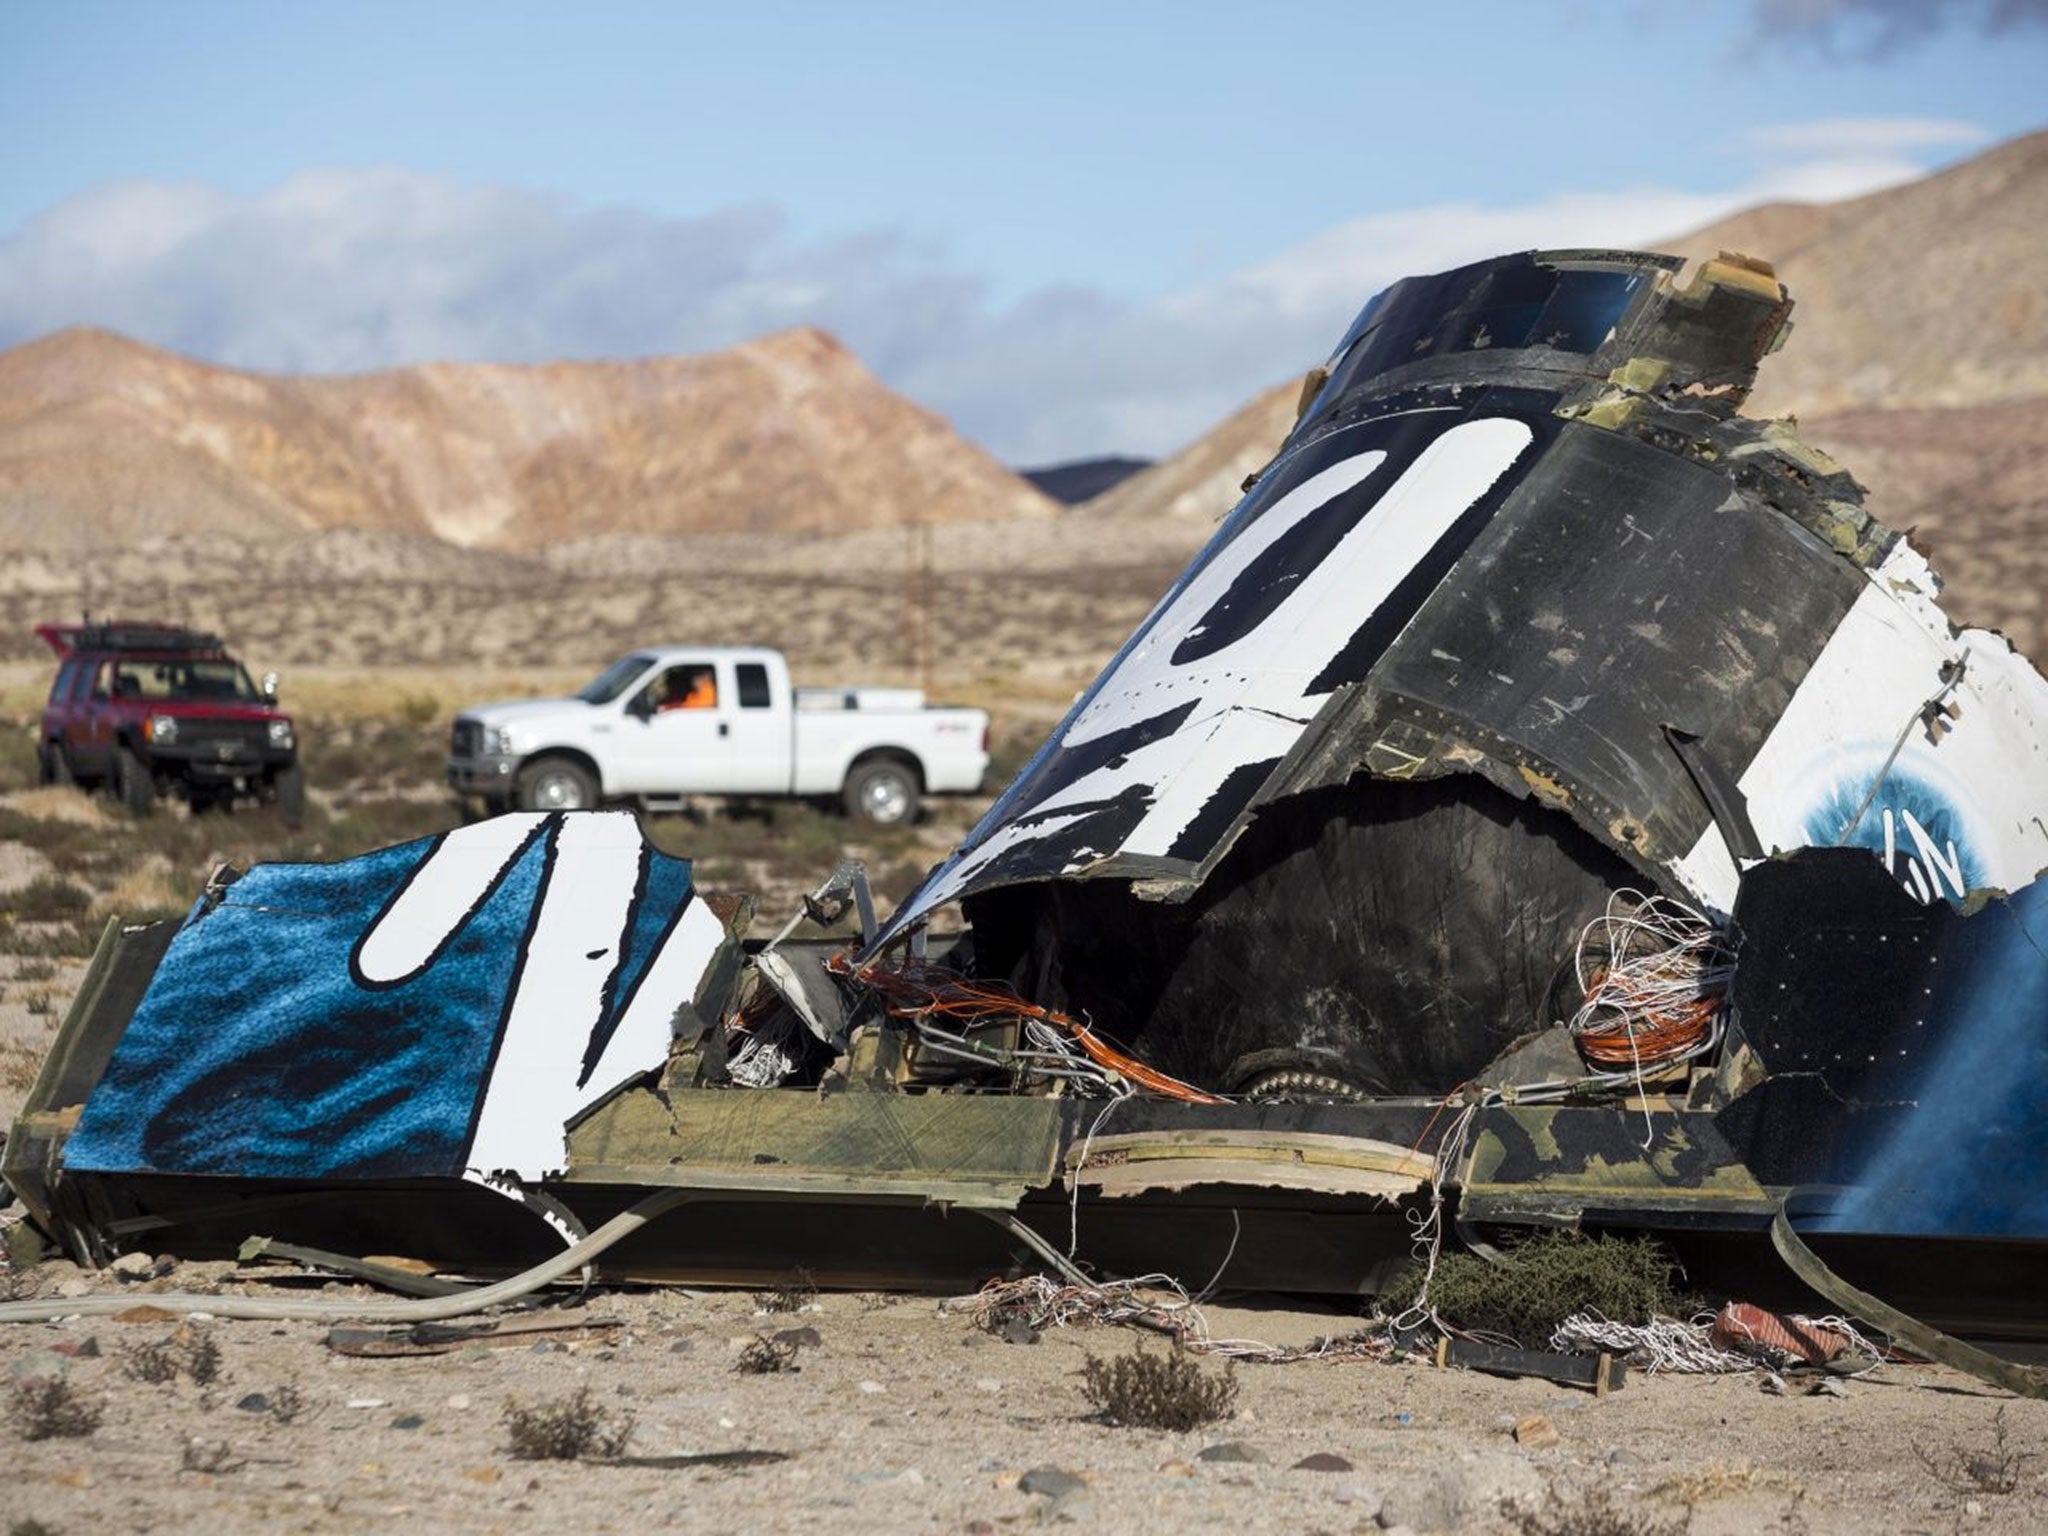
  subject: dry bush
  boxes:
[1914,1407,2035,1496]
[733,1334,802,1375]
[0,1041,44,1092]
[753,1267,817,1315]
[1080,1345,1237,1432]
[503,1388,634,1461]
[6,877,90,924]
[1427,1231,1693,1348]
[10,1517,62,1536]
[122,1329,222,1387]
[1503,1487,1685,1536]
[7,1377,102,1441]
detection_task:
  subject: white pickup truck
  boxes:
[446,646,989,825]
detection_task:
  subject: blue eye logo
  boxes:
[1803,765,1983,905]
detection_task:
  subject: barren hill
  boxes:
[0,326,1057,552]
[1085,130,2048,658]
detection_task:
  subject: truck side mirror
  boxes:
[625,692,653,721]
[261,671,280,702]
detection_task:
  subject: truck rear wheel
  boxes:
[113,745,155,818]
[518,757,597,812]
[844,759,919,826]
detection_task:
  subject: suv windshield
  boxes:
[577,653,655,705]
[107,658,262,703]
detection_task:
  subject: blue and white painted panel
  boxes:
[66,811,722,1183]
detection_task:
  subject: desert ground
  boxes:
[3,513,2047,1535]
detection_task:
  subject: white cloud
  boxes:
[1744,116,1990,155]
[0,120,1986,465]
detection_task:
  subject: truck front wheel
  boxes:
[844,759,920,826]
[517,757,597,812]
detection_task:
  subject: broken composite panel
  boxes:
[8,250,2047,1333]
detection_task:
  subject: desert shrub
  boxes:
[0,1041,44,1092]
[7,878,91,924]
[7,1377,102,1441]
[733,1334,802,1375]
[1914,1407,2035,1496]
[1081,1345,1237,1432]
[1427,1231,1693,1348]
[121,1329,221,1387]
[1504,1487,1685,1536]
[754,1267,816,1314]
[180,1438,238,1473]
[503,1388,633,1461]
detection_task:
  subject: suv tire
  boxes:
[274,763,306,829]
[38,742,74,789]
[517,757,597,812]
[844,759,919,826]
[113,744,155,818]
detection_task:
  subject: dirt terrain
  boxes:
[0,1262,2043,1535]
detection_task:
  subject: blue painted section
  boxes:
[1800,763,1984,904]
[65,818,698,1181]
[1821,880,2048,1237]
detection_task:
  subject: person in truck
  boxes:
[653,664,717,711]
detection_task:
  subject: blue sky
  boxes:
[2,0,2043,463]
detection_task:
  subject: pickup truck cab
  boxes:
[448,646,988,825]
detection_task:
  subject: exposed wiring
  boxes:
[825,952,1224,1104]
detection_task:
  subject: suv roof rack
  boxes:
[35,621,227,657]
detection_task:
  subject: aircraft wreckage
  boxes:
[7,249,2048,1357]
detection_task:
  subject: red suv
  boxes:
[35,622,304,824]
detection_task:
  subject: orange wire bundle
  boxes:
[1567,892,1733,1073]
[825,951,1223,1104]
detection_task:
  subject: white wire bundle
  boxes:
[1551,1309,1888,1375]
[1551,1311,1760,1373]
[963,1272,1397,1365]
[725,1031,797,1087]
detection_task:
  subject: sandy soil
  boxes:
[0,1261,2043,1536]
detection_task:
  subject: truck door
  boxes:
[614,660,730,794]
[71,660,115,773]
[720,660,790,793]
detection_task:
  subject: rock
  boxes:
[1334,1483,1382,1514]
[445,1394,471,1410]
[1294,1452,1354,1473]
[55,1277,93,1299]
[391,1414,425,1430]
[668,1338,694,1354]
[108,1251,154,1280]
[113,1303,176,1323]
[857,1380,886,1395]
[1761,1372,1788,1395]
[1000,1319,1039,1346]
[772,1326,822,1350]
[975,1378,1003,1394]
[1514,1414,1562,1449]
[346,1397,387,1410]
[1157,1459,1196,1478]
[8,1349,69,1383]
[1607,1447,1636,1467]
[1809,1377,1848,1398]
[51,1336,99,1359]
[235,1393,272,1414]
[1196,1441,1266,1465]
[1380,1455,1542,1531]
[1020,1466,1087,1500]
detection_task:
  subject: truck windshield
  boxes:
[577,654,655,705]
[110,659,263,703]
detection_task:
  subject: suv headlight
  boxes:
[146,714,178,745]
[267,719,296,749]
[483,725,513,755]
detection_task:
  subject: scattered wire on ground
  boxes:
[966,1273,1397,1365]
[1552,1308,1888,1376]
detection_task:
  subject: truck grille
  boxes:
[186,720,268,760]
[451,719,482,757]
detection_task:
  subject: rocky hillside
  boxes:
[0,325,1057,551]
[1085,130,2048,657]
